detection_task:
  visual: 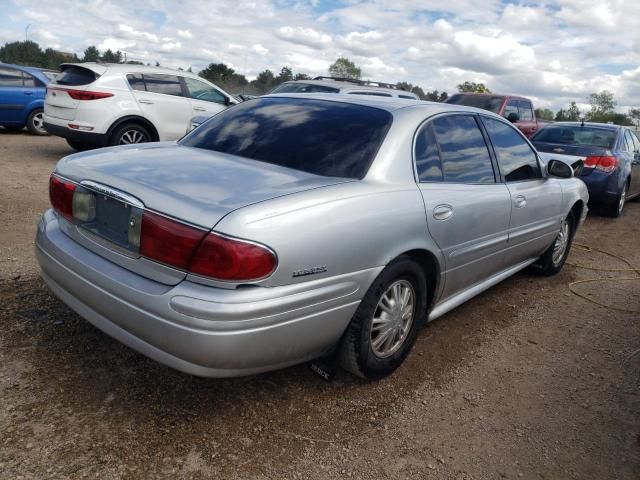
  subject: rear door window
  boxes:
[517,100,533,121]
[482,116,541,182]
[180,97,392,179]
[504,100,519,119]
[0,67,23,87]
[143,74,183,96]
[22,73,36,87]
[430,114,495,183]
[414,123,443,182]
[623,130,635,152]
[55,66,97,86]
[629,130,640,151]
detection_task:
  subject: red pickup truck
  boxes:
[445,93,542,138]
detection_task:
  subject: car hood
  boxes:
[54,142,353,228]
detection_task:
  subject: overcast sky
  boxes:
[1,0,639,112]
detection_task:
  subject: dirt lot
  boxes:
[0,129,639,479]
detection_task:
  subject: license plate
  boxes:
[80,194,142,250]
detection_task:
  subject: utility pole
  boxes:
[25,24,31,42]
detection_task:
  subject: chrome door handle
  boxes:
[433,204,453,220]
[514,195,527,208]
[138,99,154,104]
[193,106,206,111]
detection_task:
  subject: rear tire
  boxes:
[109,123,152,146]
[340,256,427,379]
[604,180,628,218]
[536,212,575,276]
[26,109,47,136]
[65,138,95,151]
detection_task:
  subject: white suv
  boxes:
[44,63,237,150]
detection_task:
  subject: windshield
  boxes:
[446,94,504,113]
[531,126,617,148]
[180,97,392,179]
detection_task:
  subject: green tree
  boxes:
[0,40,43,66]
[586,90,616,121]
[567,101,581,121]
[101,49,122,63]
[328,57,361,80]
[83,45,100,62]
[628,108,640,127]
[425,89,448,102]
[534,108,555,121]
[457,81,491,93]
[275,66,293,84]
[251,69,276,93]
[293,72,310,81]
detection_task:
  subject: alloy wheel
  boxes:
[32,112,45,134]
[618,183,627,216]
[370,280,415,358]
[552,219,570,266]
[119,129,147,145]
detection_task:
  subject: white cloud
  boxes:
[3,0,639,110]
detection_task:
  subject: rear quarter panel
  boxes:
[213,181,444,290]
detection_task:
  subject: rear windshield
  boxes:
[55,66,97,86]
[446,94,504,113]
[271,83,339,94]
[531,126,617,149]
[180,97,392,179]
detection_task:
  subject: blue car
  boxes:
[532,122,640,217]
[0,63,57,135]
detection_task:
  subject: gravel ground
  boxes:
[0,129,639,479]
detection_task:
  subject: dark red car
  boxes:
[445,93,541,138]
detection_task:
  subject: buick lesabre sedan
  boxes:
[36,94,588,379]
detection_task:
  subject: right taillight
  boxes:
[139,211,276,282]
[190,232,277,281]
[583,155,618,173]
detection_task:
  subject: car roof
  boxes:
[449,92,531,102]
[263,92,504,117]
[277,79,417,96]
[60,62,200,77]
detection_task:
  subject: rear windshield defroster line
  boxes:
[179,97,393,179]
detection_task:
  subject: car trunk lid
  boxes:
[533,142,613,176]
[55,142,353,231]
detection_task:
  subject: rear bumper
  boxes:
[580,170,622,206]
[35,210,372,377]
[44,119,108,147]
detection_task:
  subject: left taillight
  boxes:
[49,175,76,219]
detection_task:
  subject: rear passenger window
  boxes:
[22,74,37,87]
[143,74,183,96]
[0,67,23,87]
[482,117,541,182]
[517,101,533,121]
[623,131,635,152]
[414,123,443,181]
[126,73,146,91]
[629,130,640,151]
[431,115,495,183]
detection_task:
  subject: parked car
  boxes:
[446,93,543,138]
[532,122,640,217]
[271,76,419,99]
[0,62,57,135]
[36,94,587,379]
[43,63,237,151]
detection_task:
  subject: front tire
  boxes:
[340,256,427,379]
[26,109,47,136]
[537,212,575,276]
[109,123,152,146]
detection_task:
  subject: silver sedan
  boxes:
[36,94,588,379]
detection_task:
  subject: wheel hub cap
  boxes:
[370,280,415,358]
[552,219,569,266]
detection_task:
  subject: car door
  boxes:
[480,115,563,265]
[415,114,512,300]
[127,73,192,140]
[0,66,28,125]
[182,76,229,120]
[624,130,640,196]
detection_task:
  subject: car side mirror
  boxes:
[507,112,519,123]
[547,159,573,178]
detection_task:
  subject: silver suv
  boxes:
[270,76,419,99]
